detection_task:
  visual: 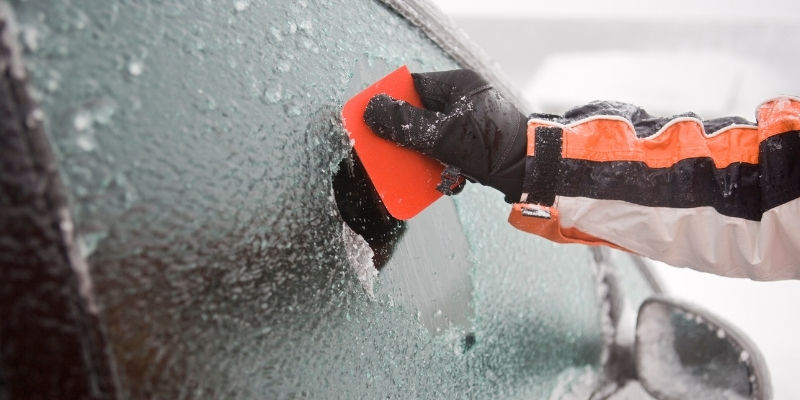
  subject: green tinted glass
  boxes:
[16,0,609,397]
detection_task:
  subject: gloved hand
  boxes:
[363,69,527,203]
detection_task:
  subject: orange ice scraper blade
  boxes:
[341,65,445,220]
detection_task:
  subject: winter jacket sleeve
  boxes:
[508,96,800,280]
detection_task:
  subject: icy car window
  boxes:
[452,184,607,397]
[16,0,604,397]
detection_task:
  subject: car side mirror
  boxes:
[635,296,772,400]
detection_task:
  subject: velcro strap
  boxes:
[521,126,563,206]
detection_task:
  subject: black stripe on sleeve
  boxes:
[556,130,800,221]
[761,130,800,211]
[558,158,762,220]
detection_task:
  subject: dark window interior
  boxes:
[333,150,407,270]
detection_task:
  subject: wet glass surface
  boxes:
[15,0,615,397]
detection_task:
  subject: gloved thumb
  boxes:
[363,93,445,157]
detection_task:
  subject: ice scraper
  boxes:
[341,65,445,220]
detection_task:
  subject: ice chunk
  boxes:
[342,223,378,297]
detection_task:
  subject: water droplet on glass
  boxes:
[269,27,283,42]
[128,61,143,76]
[740,350,750,362]
[26,108,45,128]
[76,135,97,152]
[78,231,108,257]
[286,105,301,116]
[46,79,59,92]
[233,0,249,12]
[74,11,89,30]
[277,60,291,73]
[74,112,92,131]
[299,20,313,34]
[20,25,39,52]
[264,84,282,103]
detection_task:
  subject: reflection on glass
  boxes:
[636,300,752,400]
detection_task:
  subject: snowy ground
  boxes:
[429,0,800,398]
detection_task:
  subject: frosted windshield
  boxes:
[16,0,619,397]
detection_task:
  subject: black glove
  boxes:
[363,69,527,204]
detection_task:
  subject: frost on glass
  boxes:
[453,184,607,398]
[15,0,605,398]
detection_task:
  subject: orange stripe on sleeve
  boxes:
[757,96,800,140]
[705,127,760,167]
[527,118,759,169]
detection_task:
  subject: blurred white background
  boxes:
[432,0,800,21]
[428,0,800,398]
